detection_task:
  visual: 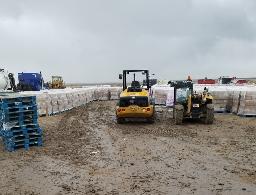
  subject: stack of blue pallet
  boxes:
[0,95,43,152]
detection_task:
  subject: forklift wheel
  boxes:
[174,105,184,125]
[203,104,214,124]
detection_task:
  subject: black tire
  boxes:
[203,104,214,124]
[117,118,125,124]
[147,108,156,124]
[174,105,184,125]
[147,115,155,124]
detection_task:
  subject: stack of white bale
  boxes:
[194,85,234,112]
[85,88,95,103]
[19,85,256,117]
[94,87,111,101]
[57,93,69,112]
[109,87,122,100]
[237,88,256,116]
[151,85,174,106]
[212,91,233,112]
[48,93,59,114]
[36,92,52,116]
[66,92,75,110]
[231,91,241,114]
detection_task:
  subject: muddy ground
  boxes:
[0,101,256,195]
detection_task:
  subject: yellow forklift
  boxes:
[116,70,155,124]
[169,79,214,125]
[49,76,66,89]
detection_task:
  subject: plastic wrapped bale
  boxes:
[73,92,81,107]
[49,94,59,114]
[57,93,69,112]
[238,91,256,116]
[212,91,233,112]
[85,88,93,103]
[231,91,241,114]
[152,86,174,105]
[36,93,52,116]
[85,88,95,102]
[109,87,122,100]
[66,93,74,110]
[88,88,96,102]
[79,92,87,105]
[84,88,94,103]
[94,87,110,101]
[77,92,85,106]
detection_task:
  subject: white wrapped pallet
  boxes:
[194,85,234,112]
[94,87,110,101]
[152,85,174,105]
[238,91,256,116]
[49,94,59,114]
[72,92,80,107]
[57,93,69,112]
[109,87,122,100]
[37,93,52,116]
[231,91,241,114]
[77,91,86,106]
[18,85,256,117]
[86,88,95,102]
[65,92,74,110]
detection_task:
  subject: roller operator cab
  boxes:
[116,70,155,124]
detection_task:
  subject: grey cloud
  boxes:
[0,0,256,83]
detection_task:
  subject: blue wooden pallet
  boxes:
[0,96,36,106]
[0,104,38,125]
[0,123,40,132]
[4,138,43,152]
[4,133,42,142]
[1,118,38,127]
[3,136,43,145]
[0,104,37,114]
[1,127,42,138]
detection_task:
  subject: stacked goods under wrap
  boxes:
[66,92,74,109]
[212,91,233,112]
[194,84,256,114]
[94,87,110,101]
[194,85,234,112]
[152,85,174,106]
[109,87,122,100]
[57,93,69,112]
[72,92,80,107]
[231,91,241,114]
[18,85,256,117]
[49,93,59,114]
[36,93,52,116]
[84,88,95,103]
[238,90,256,116]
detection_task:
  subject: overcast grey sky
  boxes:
[0,0,256,83]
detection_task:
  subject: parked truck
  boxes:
[17,72,44,91]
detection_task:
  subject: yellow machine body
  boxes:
[50,76,65,89]
[116,89,154,119]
